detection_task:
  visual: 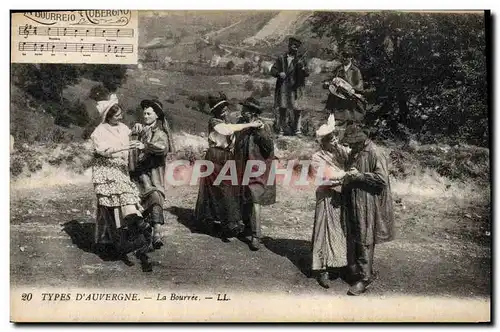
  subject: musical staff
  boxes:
[18,25,134,38]
[18,42,134,54]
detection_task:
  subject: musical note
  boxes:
[102,29,106,37]
[33,26,37,35]
[80,44,84,52]
[116,29,120,37]
[51,44,56,53]
[40,43,45,52]
[74,29,78,37]
[92,43,95,52]
[64,43,67,51]
[121,47,125,54]
[33,43,38,51]
[63,28,67,36]
[86,29,90,37]
[107,44,111,53]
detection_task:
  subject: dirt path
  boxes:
[10,183,490,298]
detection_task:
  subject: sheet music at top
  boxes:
[11,11,138,64]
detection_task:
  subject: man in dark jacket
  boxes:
[234,97,276,251]
[270,36,309,136]
[323,48,365,130]
[340,123,395,296]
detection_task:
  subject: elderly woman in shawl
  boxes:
[129,99,175,250]
[309,114,351,288]
[195,92,263,240]
[90,94,153,271]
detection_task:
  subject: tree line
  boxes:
[310,11,488,146]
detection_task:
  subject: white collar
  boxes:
[344,62,352,71]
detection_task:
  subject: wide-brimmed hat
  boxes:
[316,114,336,138]
[239,97,262,114]
[340,123,368,144]
[141,99,164,119]
[208,92,229,113]
[96,94,119,123]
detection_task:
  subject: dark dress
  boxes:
[195,118,241,229]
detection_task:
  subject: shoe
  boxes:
[152,237,164,250]
[317,272,330,289]
[135,252,153,273]
[224,221,244,239]
[120,254,135,267]
[248,237,261,251]
[347,277,375,296]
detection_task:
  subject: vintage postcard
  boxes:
[9,10,491,322]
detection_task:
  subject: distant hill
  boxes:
[137,11,334,63]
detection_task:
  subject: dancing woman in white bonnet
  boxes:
[309,114,351,288]
[90,94,154,272]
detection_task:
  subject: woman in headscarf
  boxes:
[195,92,263,240]
[90,94,153,271]
[309,114,351,288]
[129,99,175,250]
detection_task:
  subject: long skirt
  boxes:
[195,147,241,227]
[94,205,148,254]
[311,188,347,271]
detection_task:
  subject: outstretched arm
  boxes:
[214,122,261,135]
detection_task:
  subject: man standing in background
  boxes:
[323,47,365,136]
[271,36,309,136]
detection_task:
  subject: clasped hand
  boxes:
[250,120,264,129]
[345,167,362,181]
[129,140,145,150]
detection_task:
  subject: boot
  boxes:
[248,236,261,251]
[150,205,164,249]
[135,251,153,273]
[317,271,330,289]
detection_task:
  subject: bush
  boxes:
[261,82,272,97]
[244,80,255,91]
[243,61,254,74]
[226,61,235,70]
[89,84,110,101]
[188,94,208,113]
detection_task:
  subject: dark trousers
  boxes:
[276,108,302,135]
[347,240,375,281]
[241,201,262,238]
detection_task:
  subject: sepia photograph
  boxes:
[9,9,491,322]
